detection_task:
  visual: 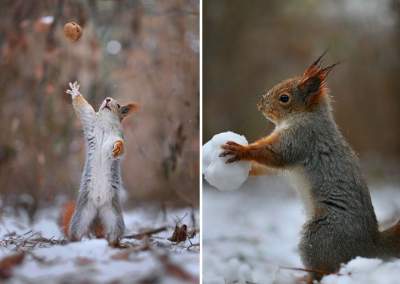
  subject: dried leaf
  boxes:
[0,252,25,279]
[75,257,94,266]
[168,224,187,243]
[158,254,197,283]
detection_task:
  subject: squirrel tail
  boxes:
[378,221,400,258]
[59,201,76,238]
[58,201,105,239]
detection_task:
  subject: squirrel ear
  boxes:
[120,102,139,120]
[299,51,339,99]
[299,76,322,95]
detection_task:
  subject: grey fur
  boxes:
[67,84,126,245]
[69,126,126,244]
[222,62,400,281]
[274,101,397,279]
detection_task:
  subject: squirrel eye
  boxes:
[117,104,121,108]
[279,94,290,103]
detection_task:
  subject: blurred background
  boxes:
[204,0,400,183]
[0,0,199,218]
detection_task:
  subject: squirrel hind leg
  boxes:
[69,203,97,241]
[90,216,105,238]
[98,205,125,246]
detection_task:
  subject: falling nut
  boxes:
[63,22,82,42]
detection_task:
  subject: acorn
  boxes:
[63,22,82,42]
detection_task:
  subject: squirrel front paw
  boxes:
[66,81,81,98]
[112,140,124,158]
[220,141,248,163]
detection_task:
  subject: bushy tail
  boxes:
[58,201,105,239]
[379,221,400,258]
[59,201,76,237]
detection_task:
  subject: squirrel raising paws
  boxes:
[62,80,138,246]
[66,81,81,98]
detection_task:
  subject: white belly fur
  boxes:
[282,166,314,218]
[89,161,113,207]
[88,129,116,207]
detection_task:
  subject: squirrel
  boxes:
[220,52,400,282]
[63,81,138,246]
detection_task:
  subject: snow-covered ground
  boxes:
[0,206,199,284]
[203,175,400,284]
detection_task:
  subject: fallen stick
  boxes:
[279,265,345,276]
[123,226,168,240]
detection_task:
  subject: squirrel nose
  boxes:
[106,98,111,103]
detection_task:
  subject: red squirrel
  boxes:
[220,52,400,281]
[61,82,138,246]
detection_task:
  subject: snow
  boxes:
[203,175,400,284]
[0,206,199,284]
[323,257,400,284]
[203,132,251,191]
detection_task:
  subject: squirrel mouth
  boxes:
[103,105,111,111]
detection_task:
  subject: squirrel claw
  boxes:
[225,141,240,146]
[219,150,233,157]
[222,141,243,150]
[67,81,81,97]
[226,156,240,163]
[220,141,247,163]
[108,240,126,248]
[219,151,226,157]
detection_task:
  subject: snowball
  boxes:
[203,131,251,191]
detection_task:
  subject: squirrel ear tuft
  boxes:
[120,102,139,120]
[299,51,339,97]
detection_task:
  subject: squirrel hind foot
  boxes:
[107,239,123,248]
[90,217,105,239]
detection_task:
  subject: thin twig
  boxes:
[124,227,168,240]
[279,265,345,276]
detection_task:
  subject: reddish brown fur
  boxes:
[249,131,279,148]
[119,103,139,121]
[59,201,75,237]
[112,140,124,157]
[59,201,105,239]
[379,221,400,255]
[249,161,272,176]
[72,94,87,107]
[246,132,285,167]
[221,132,285,168]
[299,53,338,111]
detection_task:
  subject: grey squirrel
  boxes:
[64,81,138,246]
[220,53,400,282]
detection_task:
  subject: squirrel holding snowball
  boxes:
[61,82,138,246]
[220,52,400,282]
